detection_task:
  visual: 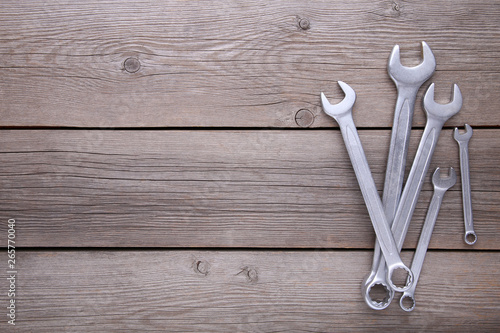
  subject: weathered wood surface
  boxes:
[1,129,498,249]
[3,250,498,332]
[1,1,499,331]
[1,0,499,128]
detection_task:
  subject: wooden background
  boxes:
[1,0,499,331]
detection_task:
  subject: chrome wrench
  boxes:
[400,167,456,311]
[363,42,436,310]
[454,124,477,245]
[384,41,436,222]
[363,82,462,309]
[321,81,413,292]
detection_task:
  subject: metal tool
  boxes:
[362,83,462,309]
[363,42,436,310]
[384,41,436,222]
[400,167,456,312]
[454,124,476,245]
[321,81,413,292]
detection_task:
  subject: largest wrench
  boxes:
[384,41,436,221]
[321,82,413,292]
[363,42,436,309]
[363,83,462,309]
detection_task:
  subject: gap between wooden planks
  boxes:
[0,0,499,127]
[0,129,498,249]
[4,250,499,332]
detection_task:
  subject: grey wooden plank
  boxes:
[0,0,499,127]
[5,250,499,332]
[0,129,498,249]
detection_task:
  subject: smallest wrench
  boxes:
[454,124,476,245]
[400,167,456,312]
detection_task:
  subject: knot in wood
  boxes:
[295,109,314,127]
[247,268,258,282]
[194,260,210,275]
[298,18,311,30]
[124,57,141,73]
[238,266,259,283]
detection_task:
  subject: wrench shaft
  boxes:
[383,87,419,222]
[408,190,444,292]
[339,116,399,263]
[392,123,441,249]
[364,92,417,306]
[366,88,417,290]
[459,143,473,231]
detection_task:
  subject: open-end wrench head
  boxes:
[423,83,462,121]
[321,81,356,120]
[454,124,473,142]
[432,167,457,191]
[388,41,436,86]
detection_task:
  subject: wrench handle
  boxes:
[409,189,444,292]
[369,89,417,295]
[337,115,412,291]
[363,87,419,308]
[459,142,475,237]
[339,117,395,257]
[383,87,419,223]
[400,186,450,312]
[391,123,442,250]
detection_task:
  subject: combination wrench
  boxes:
[383,41,436,223]
[454,124,477,245]
[400,167,456,312]
[363,42,436,310]
[321,81,413,292]
[362,83,462,309]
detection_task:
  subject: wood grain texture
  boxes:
[0,0,499,128]
[1,129,498,249]
[3,250,499,332]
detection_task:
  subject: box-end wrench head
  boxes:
[400,167,456,312]
[321,82,413,293]
[453,124,476,245]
